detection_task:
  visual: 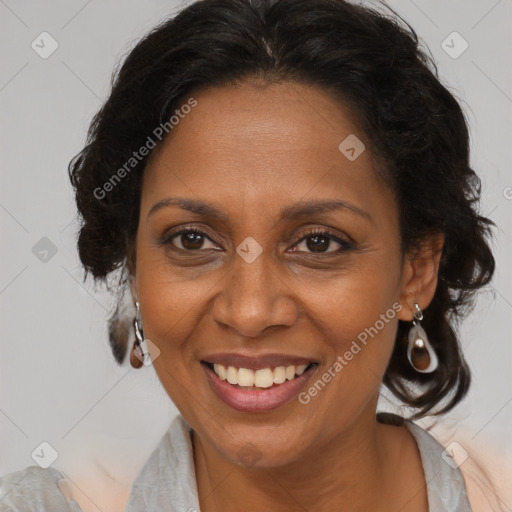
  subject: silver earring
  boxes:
[407,303,438,373]
[133,301,149,364]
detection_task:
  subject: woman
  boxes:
[0,0,496,510]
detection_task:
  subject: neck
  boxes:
[192,397,397,512]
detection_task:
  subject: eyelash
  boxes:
[160,226,354,254]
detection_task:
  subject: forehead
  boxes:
[141,80,392,224]
[147,80,368,168]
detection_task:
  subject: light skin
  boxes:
[129,80,444,512]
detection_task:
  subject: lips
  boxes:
[200,353,319,413]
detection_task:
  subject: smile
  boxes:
[201,359,319,412]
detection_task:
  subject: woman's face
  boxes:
[132,81,414,467]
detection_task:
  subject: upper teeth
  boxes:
[213,363,309,388]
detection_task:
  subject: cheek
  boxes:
[293,256,401,409]
[136,270,204,416]
[296,253,401,349]
[329,282,399,358]
[312,296,398,400]
[135,239,216,345]
[134,258,209,409]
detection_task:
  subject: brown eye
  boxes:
[305,234,331,253]
[162,228,219,251]
[291,229,353,254]
[179,231,206,250]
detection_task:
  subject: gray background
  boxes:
[1,1,511,510]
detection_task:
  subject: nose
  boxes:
[210,246,299,338]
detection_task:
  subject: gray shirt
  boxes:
[0,414,472,511]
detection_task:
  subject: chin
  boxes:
[209,425,313,469]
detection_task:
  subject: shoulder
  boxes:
[0,466,82,511]
[377,412,472,512]
[124,414,201,512]
[406,421,472,511]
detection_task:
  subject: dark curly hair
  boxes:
[68,0,495,420]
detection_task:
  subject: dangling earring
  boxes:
[132,301,149,367]
[407,303,438,373]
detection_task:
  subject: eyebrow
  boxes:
[147,197,372,223]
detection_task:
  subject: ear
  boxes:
[397,232,444,321]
